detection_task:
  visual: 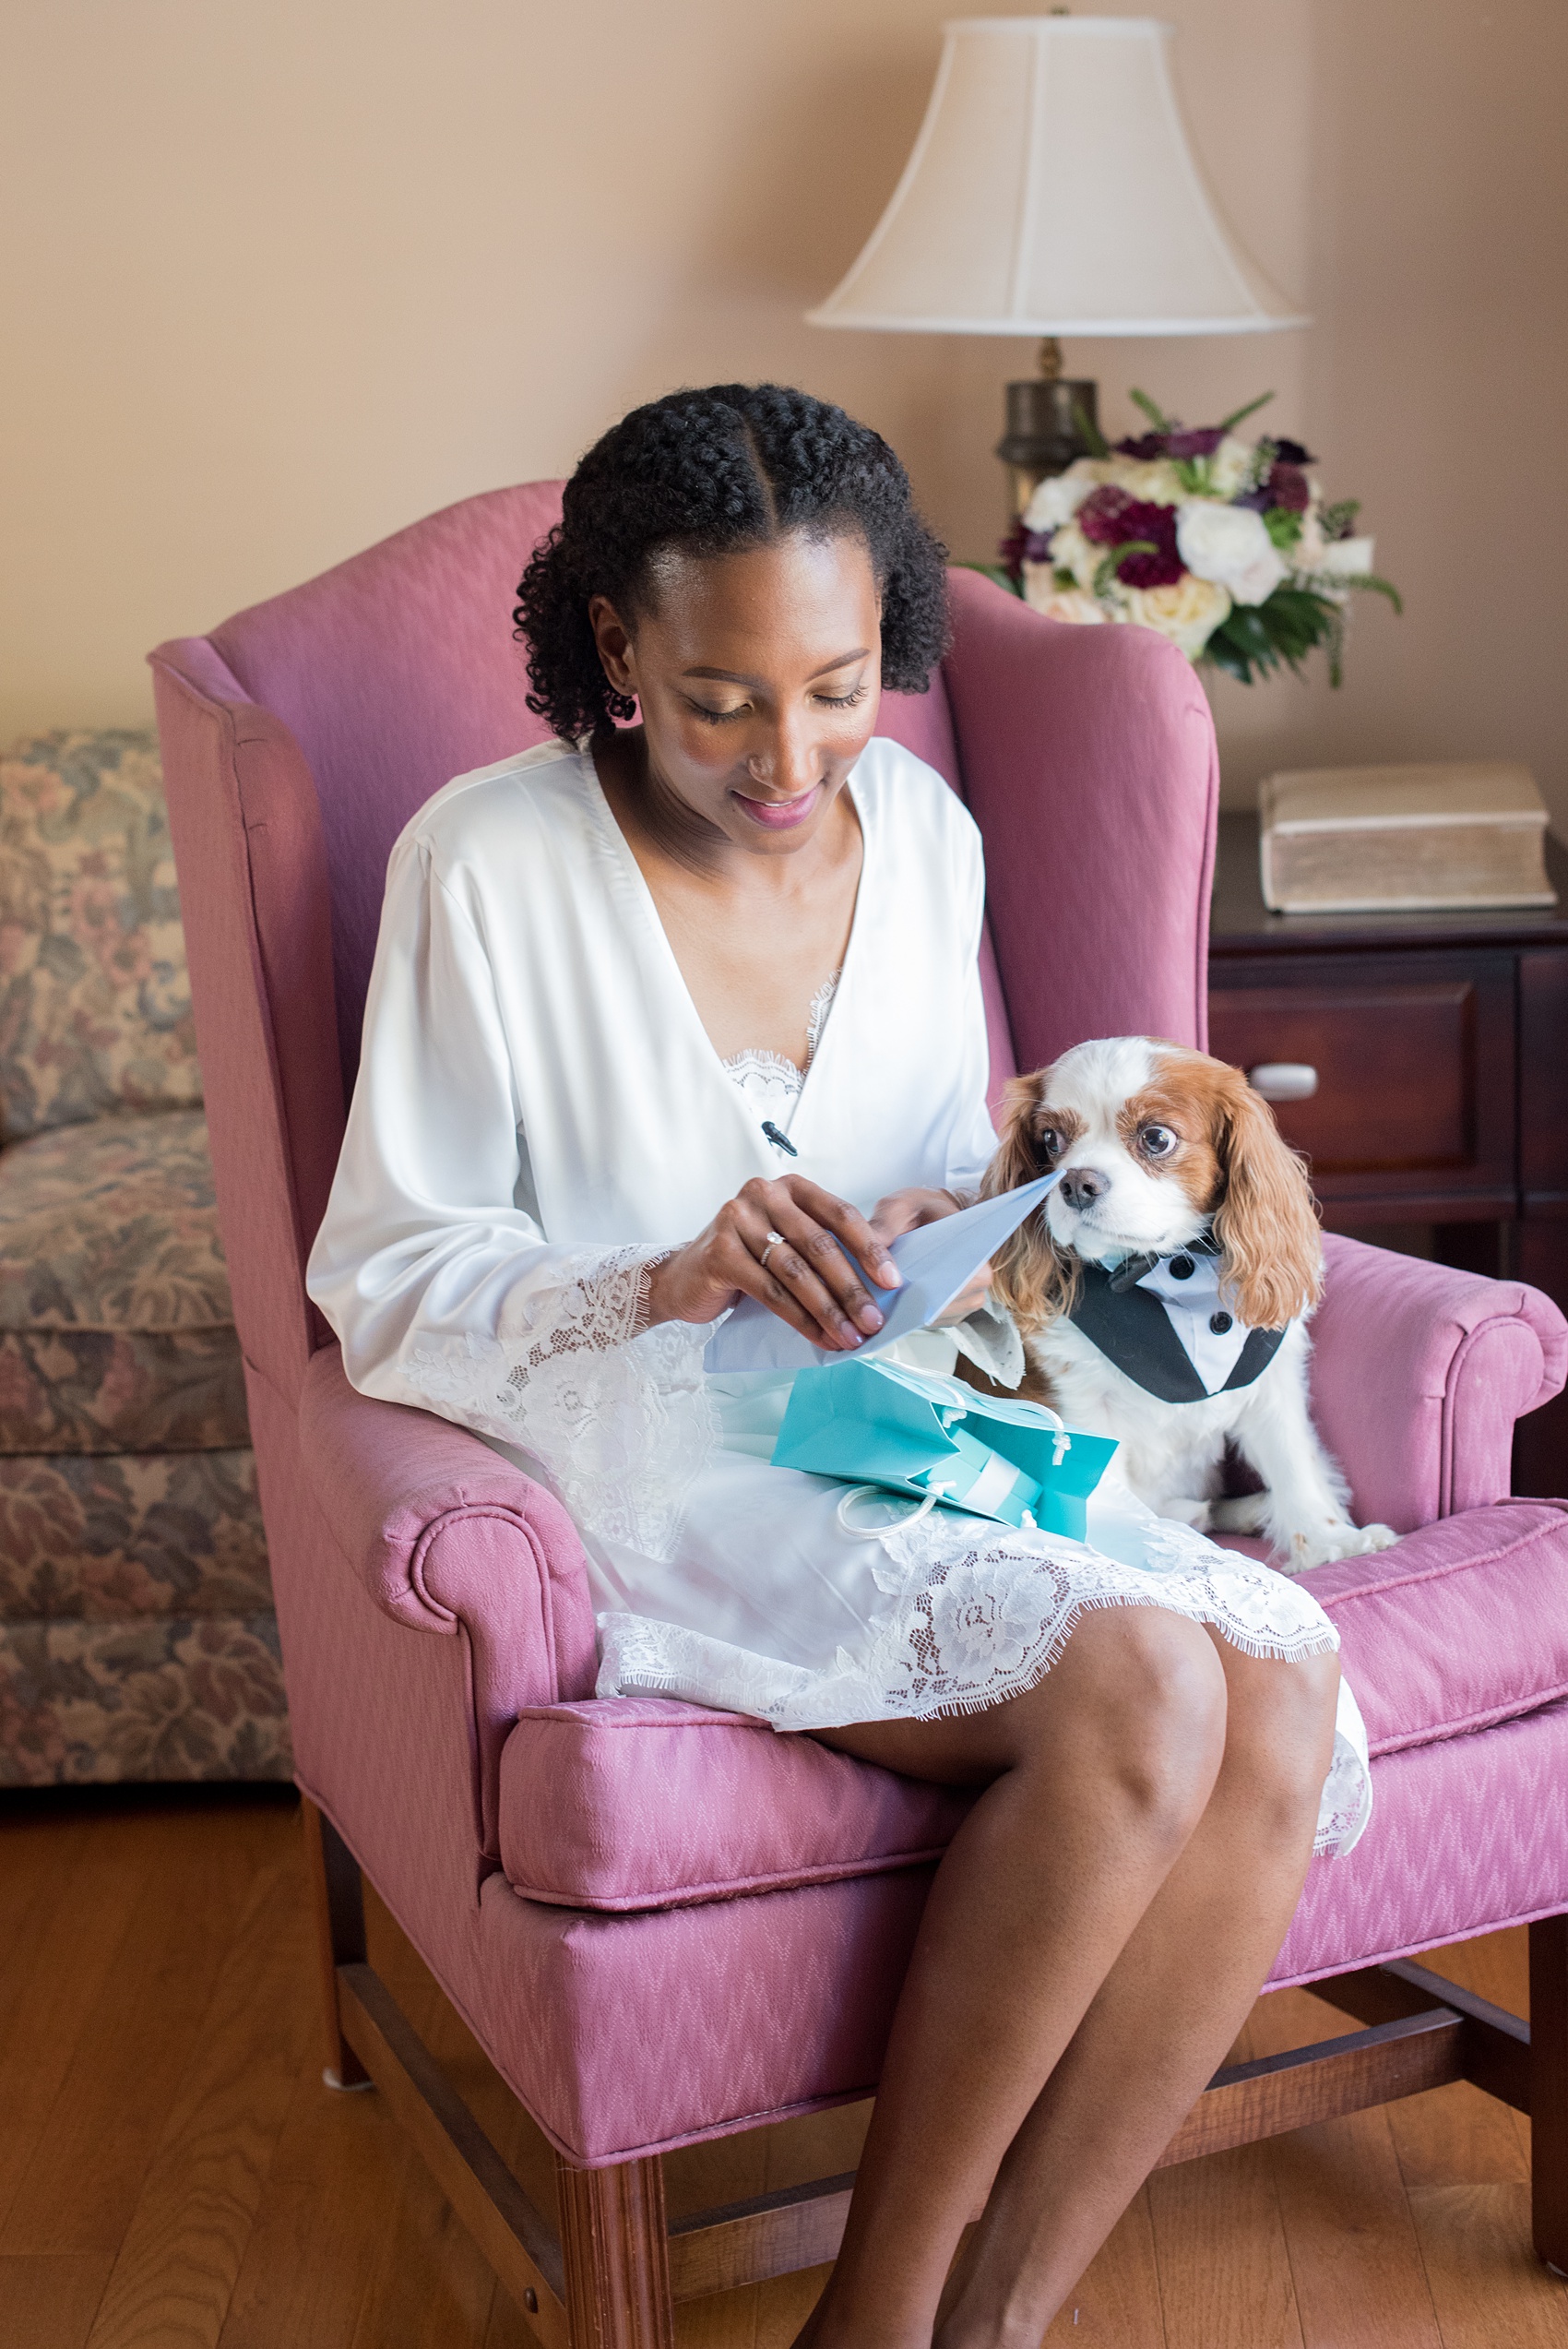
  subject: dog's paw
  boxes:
[1288,1520,1400,1570]
[1209,1492,1270,1536]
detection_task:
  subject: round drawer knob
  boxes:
[1247,1062,1319,1102]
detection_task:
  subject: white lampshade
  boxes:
[807,16,1306,339]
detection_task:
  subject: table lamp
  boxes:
[807,14,1307,514]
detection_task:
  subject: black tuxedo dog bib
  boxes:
[1067,1239,1289,1404]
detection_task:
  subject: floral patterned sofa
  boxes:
[0,729,288,1783]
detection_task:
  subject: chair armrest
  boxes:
[299,1344,600,1848]
[940,567,1219,1070]
[1311,1234,1568,1529]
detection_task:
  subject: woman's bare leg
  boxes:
[932,1635,1339,2348]
[794,1618,1338,2349]
[793,1605,1233,2349]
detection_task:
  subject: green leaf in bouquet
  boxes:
[1264,508,1304,550]
[1259,586,1340,664]
[1218,391,1276,435]
[1327,606,1348,687]
[1319,497,1361,540]
[1212,606,1283,682]
[1128,388,1172,432]
[1092,541,1159,600]
[1202,622,1260,683]
[1073,400,1111,458]
[1053,566,1076,589]
[1337,572,1404,614]
[1201,584,1342,685]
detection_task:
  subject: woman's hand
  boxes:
[868,1186,992,1329]
[644,1175,903,1351]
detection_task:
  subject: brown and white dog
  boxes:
[986,1036,1396,1571]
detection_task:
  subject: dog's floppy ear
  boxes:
[1211,1068,1322,1328]
[983,1073,1080,1327]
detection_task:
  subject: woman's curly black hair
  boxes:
[514,383,949,741]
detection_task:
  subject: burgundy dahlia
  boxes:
[998,519,1053,583]
[1113,432,1169,461]
[1267,461,1311,513]
[1163,424,1225,460]
[1000,523,1061,582]
[1076,485,1135,543]
[998,518,1028,585]
[1075,487,1183,589]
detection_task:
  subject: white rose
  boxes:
[1022,568,1106,626]
[1023,469,1096,532]
[1117,576,1232,661]
[1206,435,1255,496]
[1104,457,1185,506]
[1044,519,1101,597]
[1176,501,1287,606]
[1313,534,1375,578]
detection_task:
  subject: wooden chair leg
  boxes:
[301,1795,372,2090]
[1531,1914,1568,2271]
[557,2153,674,2349]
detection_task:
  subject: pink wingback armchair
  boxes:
[151,485,1568,2343]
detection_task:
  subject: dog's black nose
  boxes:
[1059,1166,1110,1212]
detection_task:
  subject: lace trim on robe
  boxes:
[399,1246,716,1563]
[393,975,849,1565]
[598,1504,1369,1856]
[721,971,841,1107]
[396,965,1016,1568]
[398,951,1026,1563]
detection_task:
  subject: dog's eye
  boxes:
[1035,1124,1063,1159]
[1139,1124,1178,1159]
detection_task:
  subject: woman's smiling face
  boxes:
[588,527,883,856]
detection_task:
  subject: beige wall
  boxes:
[5,0,1565,819]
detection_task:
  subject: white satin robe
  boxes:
[307,735,1372,1855]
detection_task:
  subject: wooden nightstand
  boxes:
[1207,810,1568,1495]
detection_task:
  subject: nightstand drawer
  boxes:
[1207,953,1516,1208]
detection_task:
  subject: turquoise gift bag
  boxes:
[772,1358,1119,1542]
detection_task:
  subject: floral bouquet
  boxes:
[995,392,1400,685]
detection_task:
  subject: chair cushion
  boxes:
[0,730,201,1139]
[0,1109,246,1452]
[1271,1692,1568,1988]
[1301,1499,1568,1752]
[499,1502,1568,1914]
[481,1695,1568,2166]
[499,1697,971,1911]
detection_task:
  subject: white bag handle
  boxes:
[1038,1407,1071,1468]
[938,1388,1071,1467]
[836,1483,946,1540]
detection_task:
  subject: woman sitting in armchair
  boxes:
[308,383,1367,2349]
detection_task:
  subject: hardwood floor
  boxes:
[2,1786,1566,2349]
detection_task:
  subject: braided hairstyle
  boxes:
[514,384,949,741]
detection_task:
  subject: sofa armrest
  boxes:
[299,1344,600,1848]
[1311,1234,1568,1530]
[940,566,1219,1069]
